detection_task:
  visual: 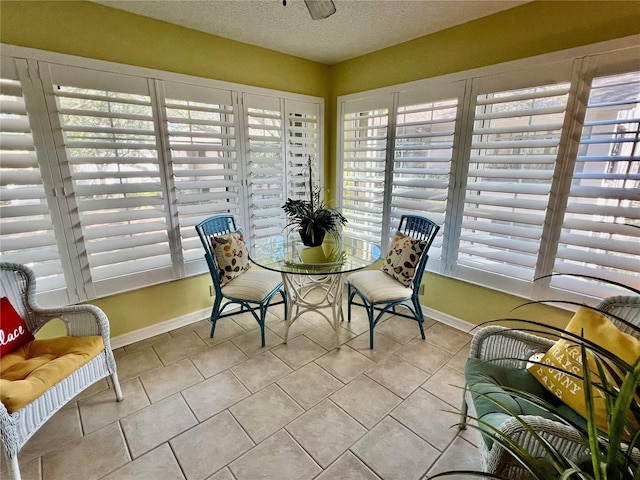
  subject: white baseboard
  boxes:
[110,307,210,349]
[110,303,475,350]
[421,305,476,333]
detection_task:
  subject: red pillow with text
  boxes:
[1,297,35,356]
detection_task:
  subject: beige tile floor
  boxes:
[2,298,483,480]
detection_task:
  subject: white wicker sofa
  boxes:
[459,295,640,479]
[1,263,123,480]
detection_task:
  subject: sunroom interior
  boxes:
[1,2,639,479]
[1,0,638,353]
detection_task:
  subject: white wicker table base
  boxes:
[282,272,345,348]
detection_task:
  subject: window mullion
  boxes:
[151,79,184,277]
[30,59,92,301]
[280,98,289,208]
[443,79,474,277]
[381,93,398,247]
[236,91,251,237]
[534,57,591,298]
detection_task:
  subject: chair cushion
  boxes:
[528,306,640,436]
[348,270,413,302]
[222,269,282,302]
[1,336,104,413]
[210,232,251,286]
[380,232,427,287]
[1,297,35,355]
[465,357,585,449]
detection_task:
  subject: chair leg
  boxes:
[368,305,376,349]
[7,452,21,480]
[412,295,426,340]
[259,305,267,347]
[417,316,426,340]
[281,289,288,324]
[111,370,124,401]
[347,284,354,323]
[209,295,223,338]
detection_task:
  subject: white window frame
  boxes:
[0,44,324,305]
[336,35,640,304]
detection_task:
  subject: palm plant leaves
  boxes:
[430,274,639,480]
[282,156,347,238]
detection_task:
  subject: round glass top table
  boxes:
[249,234,381,348]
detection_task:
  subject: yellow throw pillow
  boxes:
[528,307,640,435]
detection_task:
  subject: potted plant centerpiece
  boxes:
[282,156,347,248]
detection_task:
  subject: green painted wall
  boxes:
[326,0,640,192]
[0,0,330,96]
[1,0,331,339]
[423,274,571,330]
[37,275,213,339]
[4,0,636,338]
[326,0,639,327]
[89,276,213,337]
[329,1,640,97]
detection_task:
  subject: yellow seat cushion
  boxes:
[1,336,104,413]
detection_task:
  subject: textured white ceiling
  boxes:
[92,0,529,65]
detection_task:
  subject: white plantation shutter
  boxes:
[1,50,323,301]
[457,79,571,293]
[162,82,241,271]
[285,100,321,201]
[551,70,640,297]
[244,96,323,245]
[391,87,461,269]
[0,58,67,296]
[244,93,286,243]
[337,44,638,302]
[45,65,173,295]
[340,96,391,242]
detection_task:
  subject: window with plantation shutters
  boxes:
[551,70,640,298]
[161,82,241,273]
[0,58,67,297]
[391,88,460,270]
[1,48,323,302]
[337,43,639,303]
[456,79,570,294]
[44,65,173,296]
[339,97,390,243]
[244,94,286,242]
[243,94,323,244]
[285,99,321,201]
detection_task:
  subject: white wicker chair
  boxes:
[1,263,124,480]
[459,295,640,479]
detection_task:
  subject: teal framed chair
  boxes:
[195,215,286,347]
[347,215,440,349]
